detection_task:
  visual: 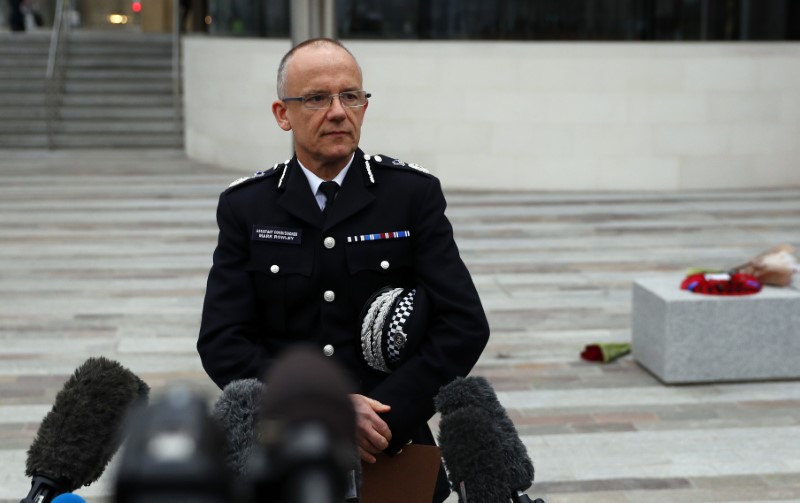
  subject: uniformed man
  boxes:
[197,38,489,502]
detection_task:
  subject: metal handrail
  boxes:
[46,0,66,79]
[172,0,182,136]
[45,0,70,149]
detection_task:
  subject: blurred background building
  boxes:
[206,0,800,40]
[2,0,799,190]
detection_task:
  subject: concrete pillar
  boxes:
[291,0,336,46]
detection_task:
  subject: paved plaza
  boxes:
[1,150,799,502]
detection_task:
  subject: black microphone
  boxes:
[209,377,361,501]
[255,346,357,503]
[113,387,236,503]
[21,356,150,503]
[210,378,264,477]
[435,376,538,503]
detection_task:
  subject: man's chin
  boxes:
[322,143,357,160]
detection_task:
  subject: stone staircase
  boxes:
[0,30,183,149]
[0,32,49,148]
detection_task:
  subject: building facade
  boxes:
[184,1,800,190]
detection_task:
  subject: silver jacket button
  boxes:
[324,237,336,249]
[380,260,390,270]
[324,290,335,302]
[270,264,280,274]
[323,344,335,357]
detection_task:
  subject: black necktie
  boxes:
[319,181,340,216]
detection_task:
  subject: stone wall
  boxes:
[183,37,800,191]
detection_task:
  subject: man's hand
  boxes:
[350,394,392,463]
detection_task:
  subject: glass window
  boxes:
[205,0,800,40]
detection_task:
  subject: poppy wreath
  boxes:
[680,273,762,296]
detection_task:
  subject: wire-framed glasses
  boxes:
[281,91,371,109]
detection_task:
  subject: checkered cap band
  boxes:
[361,287,403,373]
[384,289,416,367]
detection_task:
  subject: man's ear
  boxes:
[272,100,292,131]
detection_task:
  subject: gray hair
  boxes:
[276,38,361,98]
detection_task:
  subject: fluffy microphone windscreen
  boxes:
[435,376,534,493]
[25,356,150,490]
[438,406,511,502]
[211,378,263,476]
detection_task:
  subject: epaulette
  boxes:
[363,153,433,177]
[225,160,290,191]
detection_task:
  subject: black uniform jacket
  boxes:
[198,149,489,495]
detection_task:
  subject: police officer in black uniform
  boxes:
[198,38,489,502]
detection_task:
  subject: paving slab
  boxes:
[0,150,798,502]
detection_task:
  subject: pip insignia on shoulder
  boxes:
[226,162,286,190]
[364,153,433,177]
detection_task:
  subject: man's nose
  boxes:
[326,95,347,118]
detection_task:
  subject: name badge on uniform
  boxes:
[252,225,302,244]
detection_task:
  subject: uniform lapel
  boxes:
[276,159,325,229]
[325,152,375,229]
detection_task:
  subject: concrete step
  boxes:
[0,57,48,69]
[64,81,173,94]
[0,120,47,133]
[0,46,50,56]
[64,69,173,81]
[67,30,173,44]
[0,132,183,149]
[0,81,47,92]
[0,32,51,45]
[0,94,47,106]
[56,120,182,133]
[68,46,172,57]
[67,57,172,69]
[51,133,183,148]
[0,106,48,120]
[0,134,48,148]
[0,68,47,80]
[61,94,173,106]
[60,107,179,120]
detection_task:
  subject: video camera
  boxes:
[114,348,358,503]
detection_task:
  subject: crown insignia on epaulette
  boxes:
[227,163,285,188]
[365,154,431,175]
[228,176,251,188]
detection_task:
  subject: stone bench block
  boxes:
[632,277,800,384]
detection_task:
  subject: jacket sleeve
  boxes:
[367,177,490,453]
[197,192,271,389]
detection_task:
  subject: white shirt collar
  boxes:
[298,154,354,210]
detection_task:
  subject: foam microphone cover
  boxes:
[210,378,263,476]
[438,405,511,502]
[25,356,150,491]
[435,376,534,494]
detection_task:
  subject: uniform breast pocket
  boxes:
[247,244,313,277]
[345,238,413,297]
[246,244,314,334]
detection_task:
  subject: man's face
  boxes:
[272,45,368,171]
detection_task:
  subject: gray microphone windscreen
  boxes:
[435,376,534,496]
[210,378,263,476]
[25,356,150,490]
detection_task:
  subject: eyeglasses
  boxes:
[282,91,371,110]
